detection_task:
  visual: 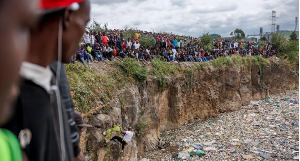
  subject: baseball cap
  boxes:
[40,0,84,14]
[74,110,92,127]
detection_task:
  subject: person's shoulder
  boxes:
[126,131,133,135]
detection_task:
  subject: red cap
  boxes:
[41,0,84,10]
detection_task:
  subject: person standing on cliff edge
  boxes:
[110,128,134,152]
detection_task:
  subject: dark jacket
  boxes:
[3,63,74,161]
[50,62,80,157]
[95,35,102,44]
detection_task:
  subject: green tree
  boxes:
[230,28,245,40]
[290,31,298,40]
[260,36,267,41]
[282,40,299,64]
[199,33,214,51]
[258,40,267,51]
[123,29,136,40]
[139,36,155,49]
[270,33,287,53]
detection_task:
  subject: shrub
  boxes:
[66,63,118,113]
[123,29,136,40]
[115,57,147,82]
[139,36,155,49]
[150,59,180,89]
[199,33,214,51]
[270,33,287,54]
[211,56,233,68]
[281,40,299,64]
[135,122,151,137]
[104,125,122,140]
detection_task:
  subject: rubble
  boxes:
[146,90,299,160]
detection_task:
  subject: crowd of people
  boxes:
[76,29,275,65]
[0,0,279,160]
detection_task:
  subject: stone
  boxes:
[251,141,259,146]
[243,155,255,159]
[139,158,149,161]
[203,147,217,151]
[260,153,271,159]
[230,149,237,153]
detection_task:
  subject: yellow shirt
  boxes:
[135,33,140,39]
[87,46,92,53]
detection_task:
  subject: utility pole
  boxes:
[295,17,298,31]
[260,27,263,39]
[92,18,94,30]
[270,11,278,33]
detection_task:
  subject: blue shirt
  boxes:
[78,48,86,58]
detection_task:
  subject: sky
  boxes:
[89,0,299,37]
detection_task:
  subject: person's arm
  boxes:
[121,130,126,135]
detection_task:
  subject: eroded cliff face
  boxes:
[83,62,298,161]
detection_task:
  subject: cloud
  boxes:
[190,4,238,14]
[90,0,129,5]
[89,0,299,37]
[171,0,187,7]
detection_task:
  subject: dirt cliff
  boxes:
[67,57,298,161]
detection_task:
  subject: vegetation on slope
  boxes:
[66,64,127,113]
[66,54,297,115]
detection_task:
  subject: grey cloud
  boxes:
[90,0,298,37]
[90,0,129,5]
[171,0,187,7]
[190,4,238,14]
[90,0,147,5]
[284,0,299,6]
[132,21,142,26]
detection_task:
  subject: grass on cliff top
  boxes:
[210,55,270,68]
[66,63,127,113]
[114,57,181,81]
[114,57,148,82]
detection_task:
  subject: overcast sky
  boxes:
[89,0,299,37]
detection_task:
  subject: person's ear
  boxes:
[63,9,72,30]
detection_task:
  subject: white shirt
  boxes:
[172,48,177,54]
[123,131,133,142]
[134,43,140,50]
[234,42,238,48]
[83,33,91,44]
[90,35,95,45]
[127,41,132,48]
[146,49,150,54]
[20,62,53,93]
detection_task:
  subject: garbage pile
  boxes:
[146,90,299,160]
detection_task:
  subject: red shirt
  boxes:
[102,36,108,45]
[122,43,126,49]
[201,52,205,56]
[113,49,117,56]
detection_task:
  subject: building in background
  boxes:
[264,30,299,41]
[246,37,258,42]
[210,34,221,40]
